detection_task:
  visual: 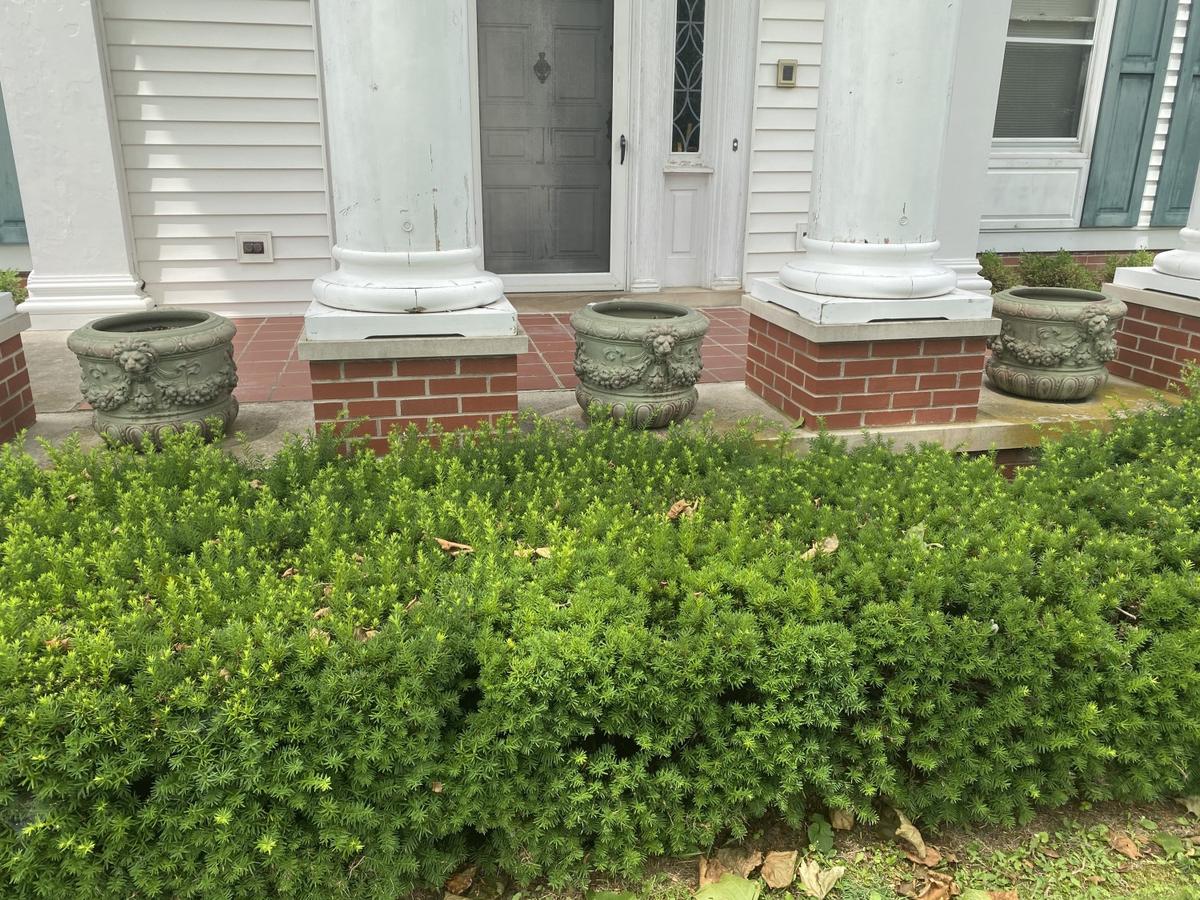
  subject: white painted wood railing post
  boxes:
[0,0,151,329]
[749,0,993,325]
[312,0,504,315]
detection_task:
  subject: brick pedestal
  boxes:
[0,314,36,443]
[299,333,527,455]
[744,301,997,430]
[1105,286,1200,391]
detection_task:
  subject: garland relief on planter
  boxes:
[986,286,1127,402]
[571,300,709,428]
[68,310,239,446]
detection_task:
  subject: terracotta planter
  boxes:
[571,299,709,428]
[986,286,1127,402]
[68,309,239,446]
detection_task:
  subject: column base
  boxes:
[0,306,35,443]
[743,294,999,429]
[1104,284,1200,391]
[304,298,520,340]
[298,305,529,453]
[1112,265,1200,301]
[750,276,993,325]
[937,256,995,295]
[21,274,153,330]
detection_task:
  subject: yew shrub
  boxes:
[1,383,1198,897]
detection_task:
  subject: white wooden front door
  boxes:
[474,0,629,290]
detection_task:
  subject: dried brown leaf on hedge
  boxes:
[312,607,332,620]
[667,499,696,520]
[800,535,839,561]
[760,850,798,889]
[249,479,265,490]
[796,859,845,899]
[435,538,474,556]
[514,545,552,559]
[895,809,928,860]
[1109,832,1140,860]
[353,627,377,642]
[281,566,298,579]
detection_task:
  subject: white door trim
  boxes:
[468,0,633,293]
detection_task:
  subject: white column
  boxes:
[750,0,991,325]
[0,0,150,329]
[311,0,504,319]
[936,0,1013,294]
[1113,159,1200,299]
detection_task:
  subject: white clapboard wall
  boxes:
[101,0,331,316]
[742,0,822,284]
[1140,0,1192,227]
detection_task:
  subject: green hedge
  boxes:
[2,385,1200,897]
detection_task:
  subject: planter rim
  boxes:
[1000,286,1109,304]
[68,309,237,356]
[571,299,709,341]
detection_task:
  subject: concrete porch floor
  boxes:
[12,314,1178,463]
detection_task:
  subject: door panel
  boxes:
[477,0,613,275]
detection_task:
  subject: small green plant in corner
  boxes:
[0,268,27,304]
[978,251,1016,294]
[1015,249,1101,291]
[1100,249,1155,286]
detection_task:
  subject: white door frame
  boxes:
[467,0,633,293]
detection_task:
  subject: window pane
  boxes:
[993,43,1092,138]
[671,0,704,153]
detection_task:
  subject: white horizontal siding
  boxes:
[102,0,331,314]
[1139,0,1191,227]
[744,0,823,283]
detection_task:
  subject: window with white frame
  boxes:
[993,0,1103,140]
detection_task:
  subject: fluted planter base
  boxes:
[571,300,709,429]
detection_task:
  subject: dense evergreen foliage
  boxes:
[1,385,1199,897]
[977,249,1155,294]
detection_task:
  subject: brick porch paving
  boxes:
[229,306,750,403]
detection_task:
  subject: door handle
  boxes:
[619,134,627,165]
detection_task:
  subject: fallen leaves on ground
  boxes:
[905,845,943,868]
[830,809,855,831]
[760,850,798,889]
[715,847,763,879]
[897,869,955,899]
[699,854,727,888]
[694,873,761,900]
[444,865,476,896]
[1109,832,1141,860]
[800,534,839,561]
[796,859,845,899]
[895,809,928,860]
[1183,796,1200,818]
[435,538,474,556]
[962,891,1018,900]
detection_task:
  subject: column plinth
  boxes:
[1114,165,1200,299]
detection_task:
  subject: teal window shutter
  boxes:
[0,88,27,245]
[1081,0,1179,227]
[1152,10,1200,226]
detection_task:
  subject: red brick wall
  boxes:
[746,316,987,429]
[0,335,35,443]
[309,355,518,454]
[1110,301,1200,391]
